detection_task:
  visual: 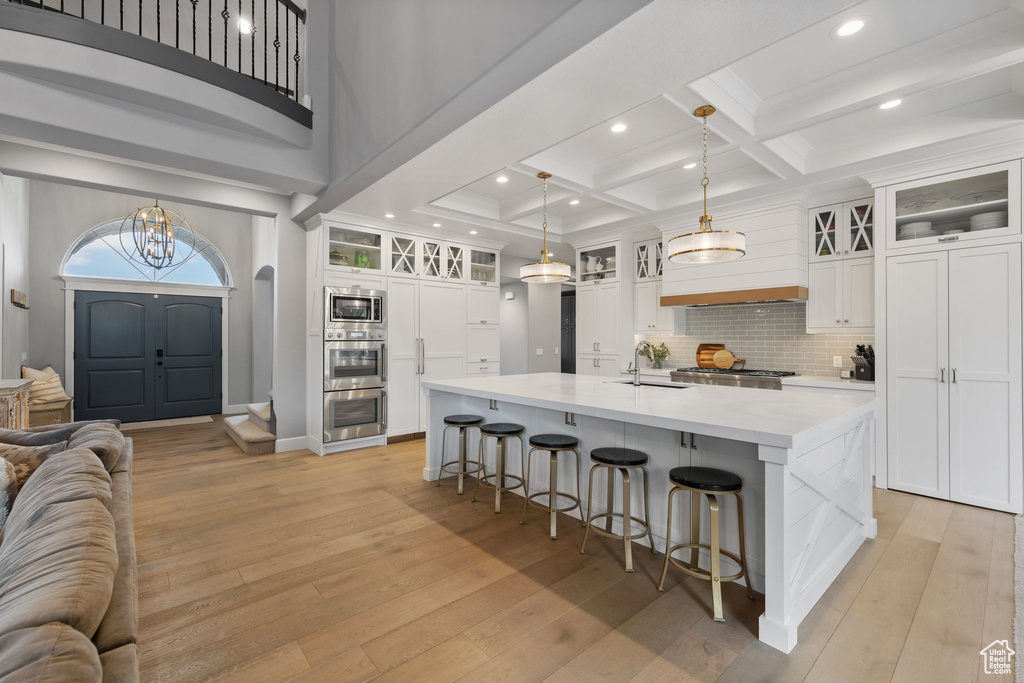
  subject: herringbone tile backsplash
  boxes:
[642,301,873,376]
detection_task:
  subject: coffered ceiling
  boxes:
[337,0,1024,260]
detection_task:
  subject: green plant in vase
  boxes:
[640,342,670,369]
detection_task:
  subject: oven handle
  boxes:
[380,343,387,383]
[380,390,388,430]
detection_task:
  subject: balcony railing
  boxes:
[1,0,310,126]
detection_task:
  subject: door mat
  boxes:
[120,416,214,431]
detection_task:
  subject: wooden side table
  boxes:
[29,398,74,427]
[0,379,33,430]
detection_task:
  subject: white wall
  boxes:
[500,281,528,375]
[26,180,255,406]
[0,174,30,378]
[527,282,561,373]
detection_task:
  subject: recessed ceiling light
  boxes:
[496,176,509,183]
[610,123,628,133]
[569,199,580,205]
[384,213,394,218]
[879,99,902,110]
[835,19,864,37]
[683,162,697,169]
[469,230,478,235]
[432,223,441,228]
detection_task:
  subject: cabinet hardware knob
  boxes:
[940,367,945,383]
[951,367,957,383]
[844,319,849,323]
[836,319,841,323]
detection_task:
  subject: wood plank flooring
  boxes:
[132,417,1015,682]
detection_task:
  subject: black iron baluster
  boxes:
[250,0,254,78]
[157,0,161,43]
[207,0,211,61]
[236,0,241,73]
[294,10,299,102]
[80,0,84,19]
[262,0,267,85]
[190,0,197,53]
[119,0,123,31]
[175,0,179,48]
[101,0,105,26]
[138,0,141,36]
[273,0,279,92]
[221,0,228,66]
[284,9,288,97]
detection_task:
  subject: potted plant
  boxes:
[640,342,671,369]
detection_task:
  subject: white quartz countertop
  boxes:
[781,375,875,392]
[423,373,877,449]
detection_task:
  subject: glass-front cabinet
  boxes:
[325,223,385,274]
[390,235,418,277]
[885,161,1021,249]
[420,240,466,281]
[469,248,498,285]
[633,238,663,281]
[810,199,874,261]
[577,242,619,285]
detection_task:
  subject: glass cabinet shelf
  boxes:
[578,244,618,284]
[328,225,382,271]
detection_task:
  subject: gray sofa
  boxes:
[0,420,138,682]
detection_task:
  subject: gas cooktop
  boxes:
[673,368,797,378]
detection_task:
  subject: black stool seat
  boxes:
[590,447,648,467]
[480,422,525,436]
[669,466,742,492]
[444,414,484,427]
[529,433,580,450]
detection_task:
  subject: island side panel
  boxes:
[423,388,473,481]
[757,413,876,653]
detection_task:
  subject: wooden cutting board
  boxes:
[713,349,745,369]
[696,344,725,368]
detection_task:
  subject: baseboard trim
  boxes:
[274,436,308,453]
[387,432,425,444]
[225,404,249,415]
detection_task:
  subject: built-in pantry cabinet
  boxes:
[575,235,634,378]
[807,199,874,334]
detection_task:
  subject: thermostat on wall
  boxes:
[504,291,515,300]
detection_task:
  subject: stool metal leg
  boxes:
[573,449,584,527]
[579,464,600,555]
[641,466,657,555]
[621,467,634,572]
[689,489,701,571]
[457,427,468,494]
[549,451,559,539]
[495,436,506,514]
[519,448,537,525]
[708,493,724,621]
[436,425,451,487]
[657,485,678,591]
[736,492,756,600]
[471,434,486,503]
[605,467,615,534]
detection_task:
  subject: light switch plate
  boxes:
[536,348,543,356]
[554,347,559,355]
[504,291,515,300]
[833,355,843,368]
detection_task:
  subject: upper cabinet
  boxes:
[633,238,663,282]
[468,248,499,286]
[577,242,619,285]
[885,161,1021,250]
[325,222,386,274]
[421,239,466,282]
[390,235,419,277]
[810,199,874,262]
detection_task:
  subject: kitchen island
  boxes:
[422,372,878,653]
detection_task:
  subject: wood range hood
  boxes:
[660,285,808,307]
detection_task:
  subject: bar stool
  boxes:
[657,466,755,622]
[436,414,485,494]
[580,447,657,572]
[519,434,583,539]
[472,423,526,514]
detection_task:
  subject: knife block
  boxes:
[854,365,875,382]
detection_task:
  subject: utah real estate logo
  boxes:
[980,639,1014,675]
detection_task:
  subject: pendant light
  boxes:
[520,172,572,283]
[667,106,745,264]
[118,200,196,270]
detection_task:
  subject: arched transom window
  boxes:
[61,220,232,286]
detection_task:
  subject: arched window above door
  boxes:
[61,219,233,287]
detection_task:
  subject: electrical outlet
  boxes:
[21,352,27,362]
[554,347,559,355]
[535,348,543,356]
[833,355,843,368]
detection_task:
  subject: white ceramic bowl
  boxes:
[970,211,1008,230]
[900,221,933,234]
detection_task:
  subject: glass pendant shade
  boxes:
[520,171,571,283]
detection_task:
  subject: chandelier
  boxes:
[667,106,746,264]
[118,201,196,270]
[520,172,572,283]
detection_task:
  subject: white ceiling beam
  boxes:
[688,67,761,135]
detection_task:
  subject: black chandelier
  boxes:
[118,201,196,270]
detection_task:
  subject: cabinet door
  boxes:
[842,258,874,330]
[576,354,600,376]
[418,282,466,427]
[469,249,498,285]
[807,262,843,331]
[578,243,619,285]
[633,282,654,332]
[390,235,418,278]
[595,355,620,377]
[467,324,500,363]
[634,241,653,282]
[325,223,385,274]
[654,282,674,331]
[886,252,949,500]
[845,200,874,257]
[467,285,500,325]
[810,206,841,261]
[421,240,444,279]
[948,244,1022,513]
[386,278,420,436]
[595,283,620,354]
[576,287,598,353]
[444,243,466,281]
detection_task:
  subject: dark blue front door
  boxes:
[74,291,222,422]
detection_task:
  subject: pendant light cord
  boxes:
[542,175,548,254]
[701,113,710,232]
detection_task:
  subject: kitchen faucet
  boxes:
[633,341,654,386]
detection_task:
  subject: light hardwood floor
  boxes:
[132,417,1015,682]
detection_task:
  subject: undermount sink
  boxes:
[614,380,690,389]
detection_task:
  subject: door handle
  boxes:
[940,367,945,383]
[951,367,957,383]
[156,361,163,366]
[380,344,387,383]
[380,391,388,430]
[419,338,425,375]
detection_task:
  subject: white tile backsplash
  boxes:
[642,301,873,376]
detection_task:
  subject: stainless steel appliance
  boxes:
[323,287,388,442]
[324,286,385,339]
[324,341,386,391]
[669,367,796,390]
[324,388,386,441]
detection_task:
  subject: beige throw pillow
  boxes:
[0,441,68,490]
[21,365,70,404]
[0,458,16,536]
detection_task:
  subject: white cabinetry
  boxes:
[466,285,499,325]
[807,258,873,333]
[810,199,874,261]
[634,281,673,333]
[576,283,620,354]
[633,238,663,282]
[577,355,620,377]
[885,244,1022,512]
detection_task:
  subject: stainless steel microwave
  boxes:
[325,286,385,330]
